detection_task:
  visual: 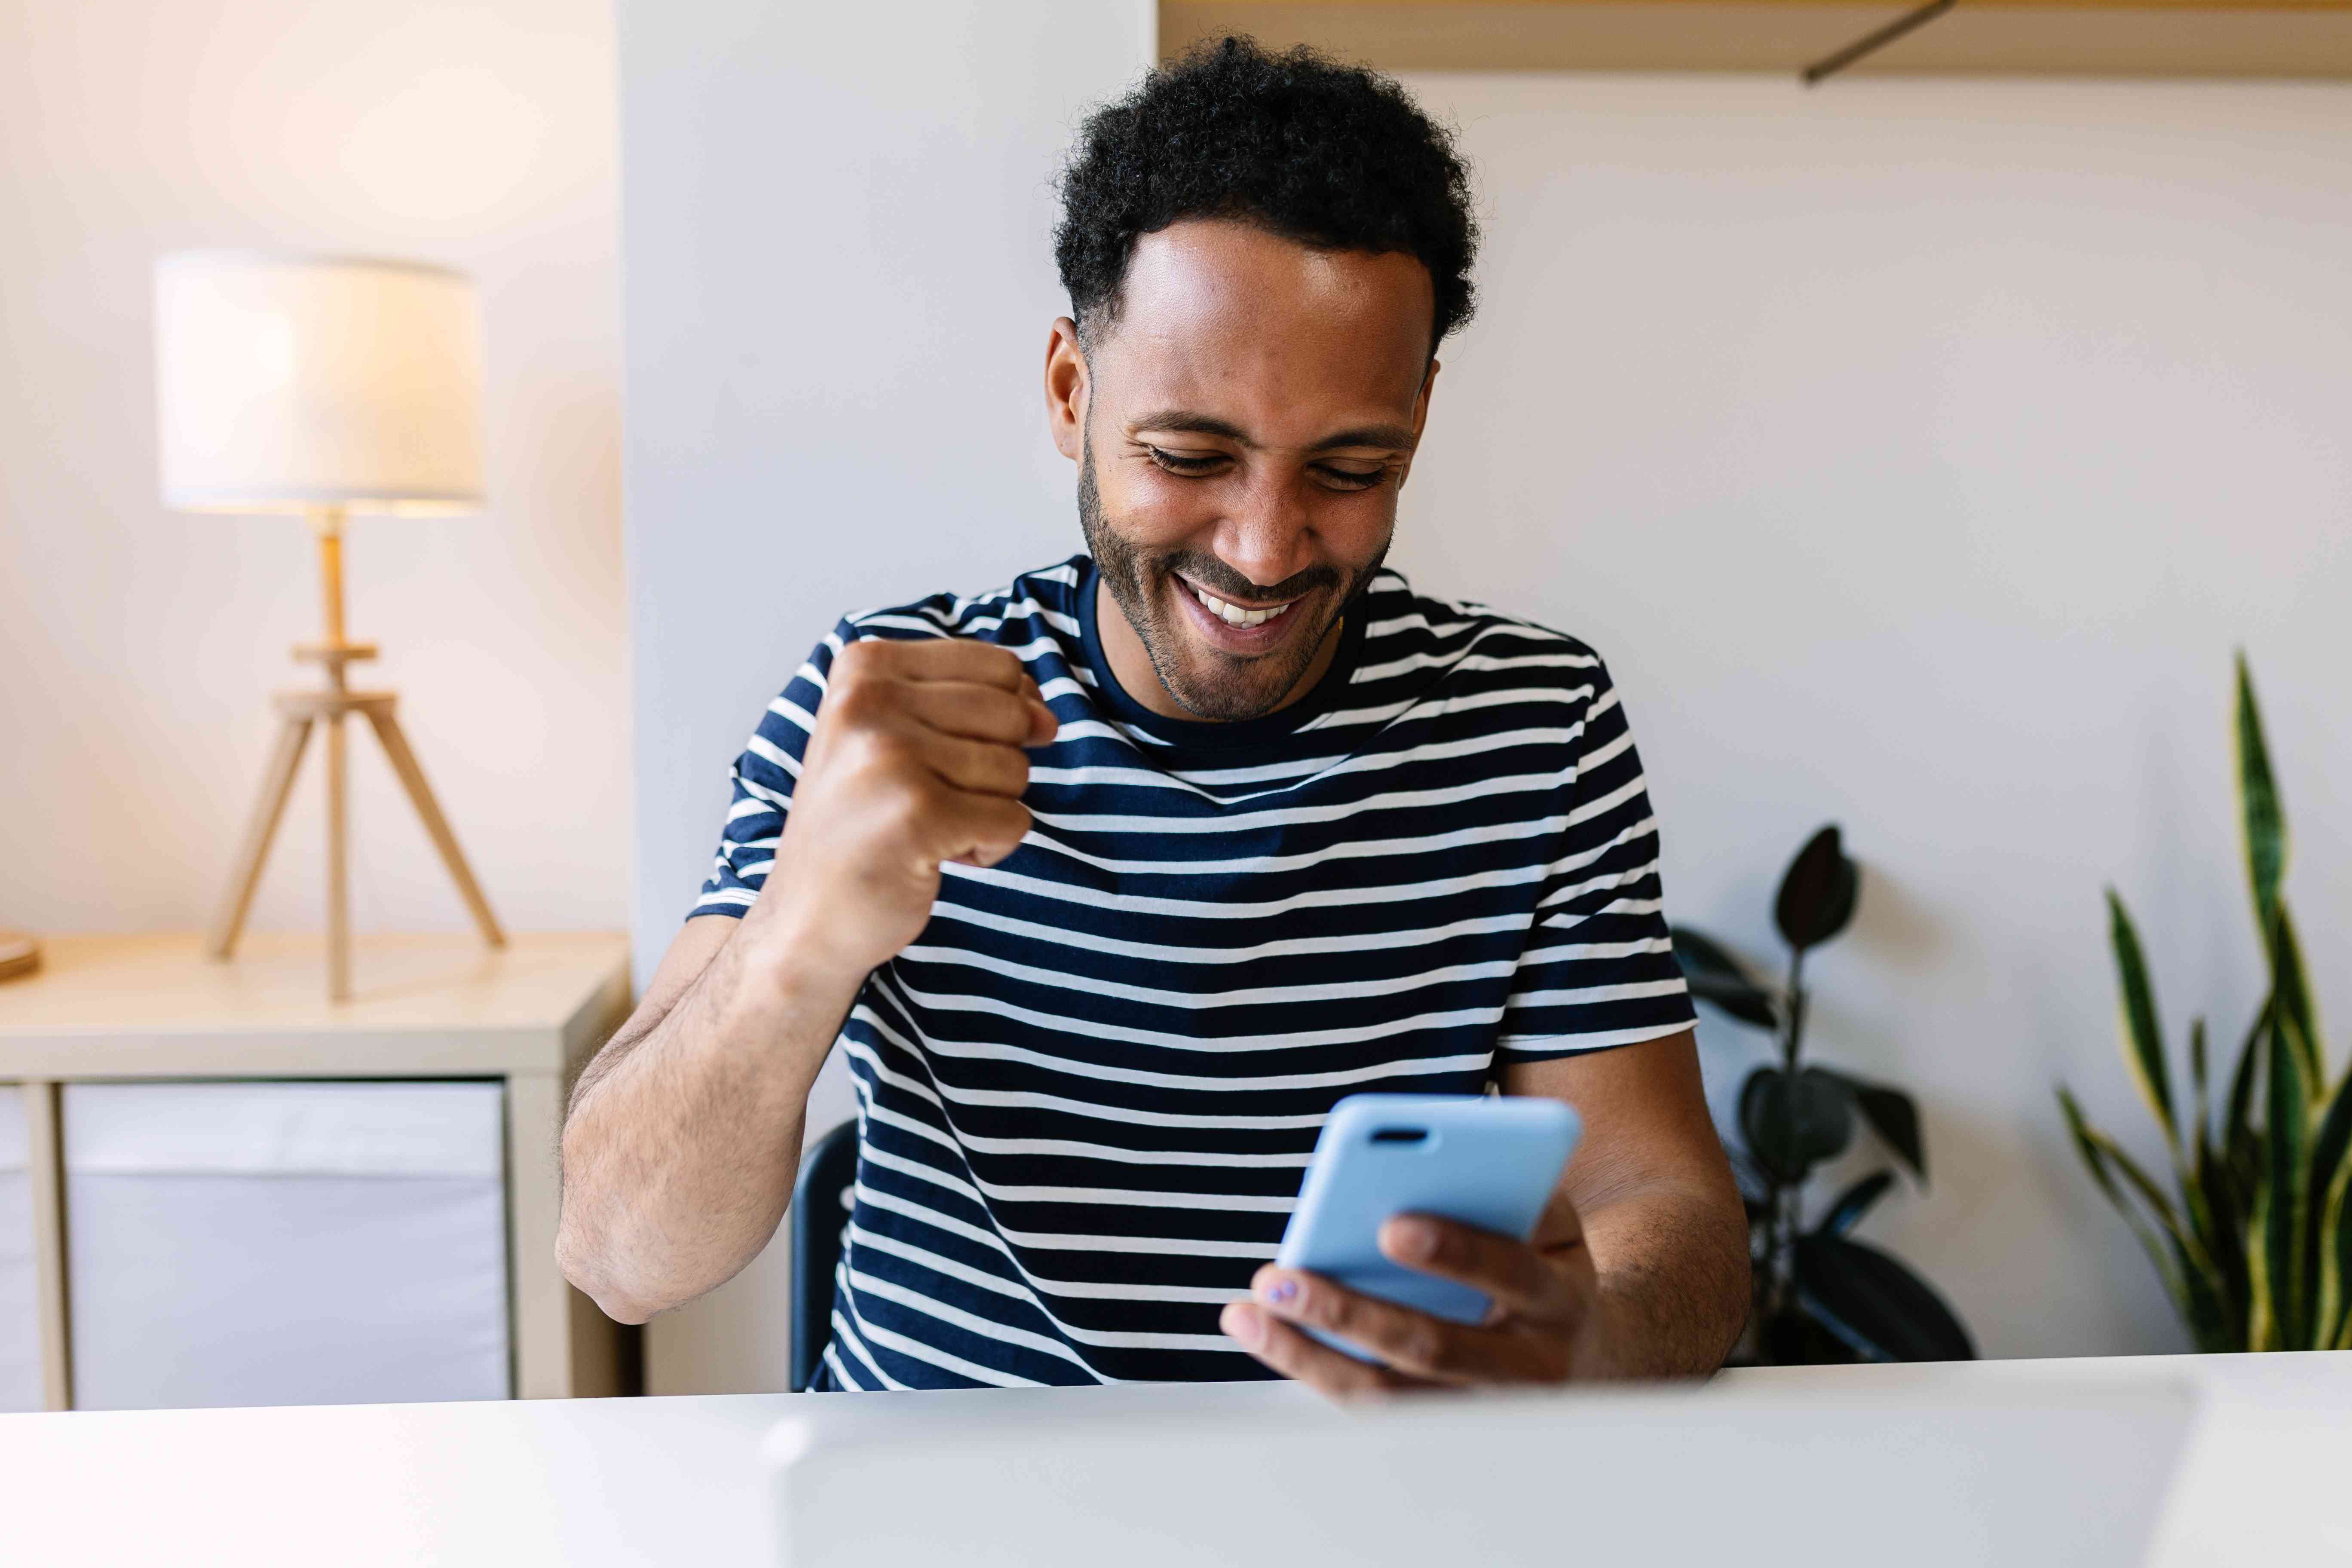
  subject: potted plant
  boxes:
[1675,827,1975,1363]
[2059,656,2352,1351]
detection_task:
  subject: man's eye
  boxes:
[1147,447,1225,475]
[1317,465,1387,490]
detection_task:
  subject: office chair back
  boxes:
[788,1118,860,1393]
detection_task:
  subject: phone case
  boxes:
[1274,1093,1581,1363]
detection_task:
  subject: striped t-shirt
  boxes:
[692,554,1695,1390]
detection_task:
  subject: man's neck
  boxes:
[1093,576,1343,723]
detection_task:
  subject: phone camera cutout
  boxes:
[1368,1127,1428,1146]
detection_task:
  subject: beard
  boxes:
[1078,435,1389,722]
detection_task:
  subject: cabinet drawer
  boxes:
[64,1080,511,1410]
[0,1089,35,1412]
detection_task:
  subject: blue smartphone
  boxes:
[1274,1093,1582,1363]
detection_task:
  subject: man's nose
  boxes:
[1210,468,1318,593]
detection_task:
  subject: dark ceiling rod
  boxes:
[1802,0,1959,85]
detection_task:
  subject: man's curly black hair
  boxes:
[1054,36,1478,357]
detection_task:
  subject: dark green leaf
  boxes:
[2192,1152,2248,1354]
[2057,1087,2197,1331]
[2266,1008,2312,1348]
[2107,890,2175,1152]
[1670,925,1758,984]
[2153,1171,2236,1354]
[2250,1182,2281,1350]
[2057,1087,2124,1207]
[2225,1002,2267,1198]
[1669,927,1779,1031]
[1740,1066,1856,1183]
[1775,825,1860,952]
[1684,972,1781,1031]
[2334,1167,2352,1350]
[2237,651,2285,950]
[2307,1066,2352,1317]
[2189,1134,2251,1349]
[2239,656,2321,1088]
[1819,1070,1926,1180]
[2315,1138,2352,1352]
[2271,910,2322,1088]
[1793,1233,1976,1361]
[1817,1171,1896,1237]
[2188,1018,2212,1161]
[2082,1120,2194,1245]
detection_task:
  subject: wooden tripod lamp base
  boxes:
[204,508,505,1002]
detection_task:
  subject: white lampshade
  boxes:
[154,252,486,515]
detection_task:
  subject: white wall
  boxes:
[1390,74,2352,1359]
[619,0,1154,1393]
[0,0,627,939]
[620,40,2350,1379]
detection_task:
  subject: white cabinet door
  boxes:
[64,1081,511,1410]
[0,1088,37,1412]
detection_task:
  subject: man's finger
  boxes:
[894,681,1055,748]
[1377,1213,1561,1319]
[853,636,1032,693]
[1249,1267,1551,1384]
[915,732,1031,799]
[937,793,1032,869]
[1219,1300,1416,1403]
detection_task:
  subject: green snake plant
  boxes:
[2058,655,2352,1352]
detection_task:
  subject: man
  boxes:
[559,38,1748,1398]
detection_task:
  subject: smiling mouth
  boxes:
[1180,578,1302,629]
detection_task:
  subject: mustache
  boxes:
[1153,553,1340,603]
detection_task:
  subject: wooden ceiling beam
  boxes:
[1160,0,2352,77]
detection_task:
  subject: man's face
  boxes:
[1052,219,1438,721]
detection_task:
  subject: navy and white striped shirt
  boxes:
[692,555,1695,1389]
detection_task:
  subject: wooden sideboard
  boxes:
[0,931,634,1410]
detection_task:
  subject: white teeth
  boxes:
[1190,584,1293,628]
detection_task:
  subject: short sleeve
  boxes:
[689,619,858,920]
[1496,654,1697,1059]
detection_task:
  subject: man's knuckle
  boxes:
[1305,1284,1351,1331]
[876,782,925,833]
[856,728,915,774]
[1400,1321,1449,1371]
[828,679,889,729]
[833,640,885,683]
[1427,1227,1471,1270]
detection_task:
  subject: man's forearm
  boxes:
[1576,1181,1751,1378]
[556,915,858,1323]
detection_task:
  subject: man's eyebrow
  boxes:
[1128,411,1418,452]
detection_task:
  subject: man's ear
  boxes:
[1413,357,1441,438]
[1399,357,1440,491]
[1045,317,1088,461]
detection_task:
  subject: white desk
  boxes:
[0,1354,2343,1566]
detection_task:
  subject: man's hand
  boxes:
[1221,1041,1751,1399]
[1219,1186,1606,1399]
[555,636,1055,1323]
[753,637,1058,986]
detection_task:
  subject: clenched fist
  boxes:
[744,637,1058,988]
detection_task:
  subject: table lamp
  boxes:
[154,252,506,1002]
